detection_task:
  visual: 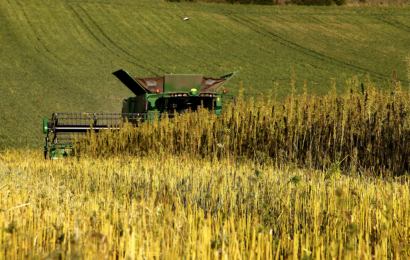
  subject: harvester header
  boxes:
[43,69,239,159]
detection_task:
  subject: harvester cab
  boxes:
[43,69,238,159]
[114,70,238,118]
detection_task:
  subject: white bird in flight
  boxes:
[183,13,189,21]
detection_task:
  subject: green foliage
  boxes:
[292,0,332,5]
[333,0,348,5]
[289,175,302,187]
[252,0,276,4]
[325,161,342,181]
[407,55,410,83]
[228,0,276,4]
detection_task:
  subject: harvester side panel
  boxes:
[215,70,239,92]
[113,70,147,96]
[136,95,146,113]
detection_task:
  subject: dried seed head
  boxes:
[335,187,344,198]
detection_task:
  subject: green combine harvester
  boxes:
[43,69,238,159]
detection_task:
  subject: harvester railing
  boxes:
[46,112,179,146]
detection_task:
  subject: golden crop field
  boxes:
[75,69,410,177]
[2,68,410,259]
[0,149,409,259]
[2,0,410,257]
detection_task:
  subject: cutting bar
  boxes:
[44,112,175,146]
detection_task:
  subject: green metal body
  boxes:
[119,71,237,120]
[49,145,72,159]
[43,70,238,159]
[121,93,230,116]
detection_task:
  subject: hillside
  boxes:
[0,0,409,149]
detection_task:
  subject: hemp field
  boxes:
[1,150,409,259]
[0,0,410,149]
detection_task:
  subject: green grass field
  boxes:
[0,0,409,149]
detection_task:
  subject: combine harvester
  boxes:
[43,69,238,159]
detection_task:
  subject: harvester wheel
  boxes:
[44,150,48,160]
